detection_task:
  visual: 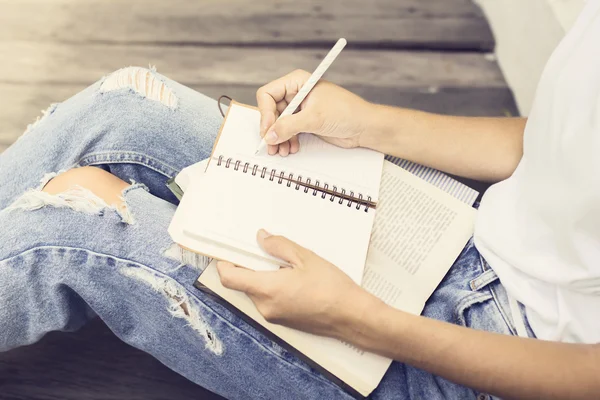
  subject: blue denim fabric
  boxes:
[0,67,534,399]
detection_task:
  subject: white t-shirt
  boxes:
[474,0,600,343]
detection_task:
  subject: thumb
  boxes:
[216,261,264,295]
[257,229,306,265]
[265,112,318,145]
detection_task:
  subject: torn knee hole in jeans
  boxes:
[100,66,178,108]
[5,172,141,225]
[120,267,222,355]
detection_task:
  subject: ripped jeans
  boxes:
[0,67,535,400]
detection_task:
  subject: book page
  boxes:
[212,103,384,201]
[197,260,392,398]
[385,155,479,205]
[362,161,476,314]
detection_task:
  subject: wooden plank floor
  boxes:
[0,0,516,149]
[0,1,516,399]
[0,0,495,50]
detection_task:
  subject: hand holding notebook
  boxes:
[170,101,385,284]
[215,226,368,334]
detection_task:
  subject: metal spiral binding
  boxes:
[215,155,372,212]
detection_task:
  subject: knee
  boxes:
[42,166,129,208]
[100,66,177,108]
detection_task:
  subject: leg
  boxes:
[0,168,353,400]
[0,67,223,209]
[42,167,129,204]
[1,168,536,399]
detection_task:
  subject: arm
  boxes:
[350,297,600,400]
[257,70,526,182]
[361,106,526,182]
[217,231,600,400]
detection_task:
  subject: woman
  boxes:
[1,1,599,398]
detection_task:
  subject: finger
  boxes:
[256,70,310,136]
[260,69,310,102]
[256,72,301,121]
[259,100,286,140]
[257,73,297,107]
[265,112,317,145]
[256,89,277,138]
[261,101,287,141]
[267,144,279,155]
[278,140,290,157]
[276,100,288,116]
[216,261,264,295]
[257,229,305,265]
[289,135,300,154]
[259,109,275,138]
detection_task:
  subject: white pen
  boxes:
[254,38,347,155]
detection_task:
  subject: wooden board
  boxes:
[0,43,506,88]
[0,43,516,146]
[0,0,494,51]
[0,318,224,400]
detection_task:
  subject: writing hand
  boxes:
[256,70,374,157]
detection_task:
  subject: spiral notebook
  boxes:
[169,101,477,398]
[172,101,385,284]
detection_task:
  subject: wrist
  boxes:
[357,103,438,159]
[357,102,387,151]
[358,103,415,154]
[332,288,393,346]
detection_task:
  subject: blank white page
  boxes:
[183,161,376,285]
[212,103,384,201]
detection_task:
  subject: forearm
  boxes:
[359,104,526,182]
[342,298,600,399]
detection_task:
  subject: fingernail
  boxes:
[265,129,278,144]
[257,229,271,241]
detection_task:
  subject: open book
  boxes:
[168,102,477,398]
